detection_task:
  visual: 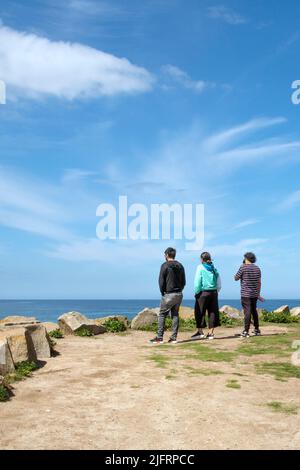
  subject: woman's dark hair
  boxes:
[201,252,212,263]
[164,247,176,259]
[244,252,256,264]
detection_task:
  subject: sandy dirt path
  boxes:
[1,326,299,450]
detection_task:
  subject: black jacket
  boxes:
[159,261,186,296]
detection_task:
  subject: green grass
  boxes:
[226,379,241,389]
[186,366,224,376]
[180,342,238,363]
[256,362,300,381]
[74,327,94,337]
[49,329,64,339]
[148,353,170,368]
[266,401,299,415]
[5,361,39,384]
[0,385,10,402]
[103,318,127,333]
[261,310,300,324]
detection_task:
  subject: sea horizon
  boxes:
[0,298,299,324]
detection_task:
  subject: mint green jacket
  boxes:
[194,264,222,295]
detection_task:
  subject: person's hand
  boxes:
[258,296,265,302]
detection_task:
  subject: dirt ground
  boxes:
[1,325,300,450]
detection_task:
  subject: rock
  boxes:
[0,316,40,326]
[273,305,290,315]
[42,322,60,333]
[58,312,106,336]
[0,339,15,375]
[179,306,194,320]
[290,307,300,317]
[0,327,33,363]
[131,308,158,330]
[219,305,241,319]
[25,324,51,359]
[95,316,129,328]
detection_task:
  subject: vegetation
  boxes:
[261,310,299,324]
[49,329,64,339]
[219,312,241,327]
[186,366,223,376]
[74,327,94,337]
[0,384,9,402]
[266,401,299,415]
[181,342,238,362]
[103,318,127,333]
[256,362,300,381]
[226,379,241,389]
[148,353,170,368]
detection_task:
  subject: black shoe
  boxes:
[240,331,250,338]
[206,333,215,340]
[253,329,261,336]
[191,331,205,340]
[168,338,177,344]
[149,337,164,344]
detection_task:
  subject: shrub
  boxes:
[15,361,38,380]
[219,312,241,327]
[49,329,64,339]
[261,310,299,324]
[0,385,9,402]
[103,318,127,333]
[75,327,94,337]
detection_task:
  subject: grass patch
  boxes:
[181,342,238,363]
[187,366,224,376]
[130,385,141,389]
[0,385,10,402]
[103,318,127,333]
[148,353,170,368]
[256,362,300,381]
[5,361,39,384]
[261,310,300,324]
[49,329,63,339]
[226,379,241,389]
[74,327,94,337]
[266,401,299,415]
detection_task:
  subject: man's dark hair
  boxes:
[164,247,176,259]
[244,252,256,263]
[201,252,212,263]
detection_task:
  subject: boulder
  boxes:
[219,305,241,319]
[179,306,194,320]
[290,307,300,318]
[0,327,33,363]
[94,315,129,328]
[0,316,40,327]
[0,339,15,375]
[25,324,51,359]
[42,322,60,333]
[58,312,106,336]
[131,308,158,330]
[273,305,290,315]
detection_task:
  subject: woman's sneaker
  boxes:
[168,338,177,344]
[240,331,250,338]
[149,337,164,344]
[206,333,215,340]
[253,329,262,336]
[191,331,205,340]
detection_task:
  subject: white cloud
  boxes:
[207,5,247,25]
[277,190,300,211]
[161,65,210,93]
[233,219,260,230]
[207,238,268,257]
[0,24,154,100]
[62,168,96,183]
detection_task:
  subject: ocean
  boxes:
[0,299,299,323]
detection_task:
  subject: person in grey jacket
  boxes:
[149,247,186,344]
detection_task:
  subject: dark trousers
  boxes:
[158,293,183,339]
[194,291,220,329]
[241,297,259,332]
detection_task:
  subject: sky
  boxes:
[1,0,300,299]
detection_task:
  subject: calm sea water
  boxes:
[0,299,299,323]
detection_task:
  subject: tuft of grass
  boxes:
[181,342,238,363]
[0,385,10,402]
[103,318,127,333]
[5,361,39,384]
[74,327,94,337]
[256,362,300,381]
[130,385,141,389]
[226,379,241,389]
[266,401,299,415]
[49,329,63,339]
[187,366,224,376]
[148,353,169,368]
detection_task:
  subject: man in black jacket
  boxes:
[150,247,186,344]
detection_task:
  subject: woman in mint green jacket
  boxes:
[191,252,221,340]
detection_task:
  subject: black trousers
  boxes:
[241,297,259,332]
[194,291,220,329]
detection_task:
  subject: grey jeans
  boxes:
[157,292,183,340]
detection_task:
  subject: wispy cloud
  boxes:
[207,238,268,257]
[161,65,211,93]
[0,24,154,100]
[233,219,260,230]
[67,0,122,16]
[277,190,300,211]
[207,5,247,25]
[62,169,96,183]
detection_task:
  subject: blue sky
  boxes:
[1,0,300,299]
